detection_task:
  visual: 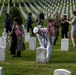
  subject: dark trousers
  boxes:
[27,25,34,36]
[61,31,68,38]
[17,51,21,57]
[53,31,59,45]
[6,27,12,33]
[10,49,21,57]
[10,42,21,57]
[38,19,43,25]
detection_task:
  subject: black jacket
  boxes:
[39,12,44,20]
[61,18,69,32]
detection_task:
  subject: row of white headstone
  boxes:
[23,1,31,13]
[0,2,4,16]
[28,1,39,15]
[0,0,75,19]
[18,0,27,19]
[7,0,10,13]
[33,0,42,11]
[2,0,75,19]
[32,0,74,18]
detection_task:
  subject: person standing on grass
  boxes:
[4,13,11,33]
[9,17,24,57]
[66,10,76,48]
[27,12,34,36]
[61,14,70,38]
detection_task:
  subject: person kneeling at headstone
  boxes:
[33,19,55,62]
[9,17,25,57]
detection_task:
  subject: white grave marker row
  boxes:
[0,3,4,16]
[18,1,27,19]
[23,1,31,13]
[7,0,10,13]
[33,0,42,11]
[28,1,38,14]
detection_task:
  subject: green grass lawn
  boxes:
[0,0,76,75]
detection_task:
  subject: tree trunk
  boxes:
[10,0,12,6]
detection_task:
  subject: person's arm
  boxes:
[37,34,45,48]
[19,25,24,35]
[65,20,71,24]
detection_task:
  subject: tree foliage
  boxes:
[9,6,23,25]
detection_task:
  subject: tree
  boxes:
[9,6,23,25]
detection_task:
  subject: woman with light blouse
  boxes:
[66,10,76,48]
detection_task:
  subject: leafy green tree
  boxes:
[9,6,23,25]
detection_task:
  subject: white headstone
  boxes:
[45,15,47,19]
[61,38,69,51]
[54,69,71,75]
[36,47,46,63]
[2,32,7,38]
[2,37,7,48]
[25,33,30,42]
[37,25,41,29]
[0,37,2,46]
[24,29,27,35]
[22,29,27,37]
[0,67,2,75]
[0,37,7,48]
[48,13,50,16]
[0,46,6,61]
[29,37,36,50]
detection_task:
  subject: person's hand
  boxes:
[64,20,68,22]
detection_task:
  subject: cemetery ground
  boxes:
[0,0,76,75]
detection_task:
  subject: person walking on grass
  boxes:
[27,12,34,36]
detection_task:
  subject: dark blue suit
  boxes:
[4,18,11,33]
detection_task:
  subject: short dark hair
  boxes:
[29,12,32,16]
[6,13,9,17]
[13,17,22,25]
